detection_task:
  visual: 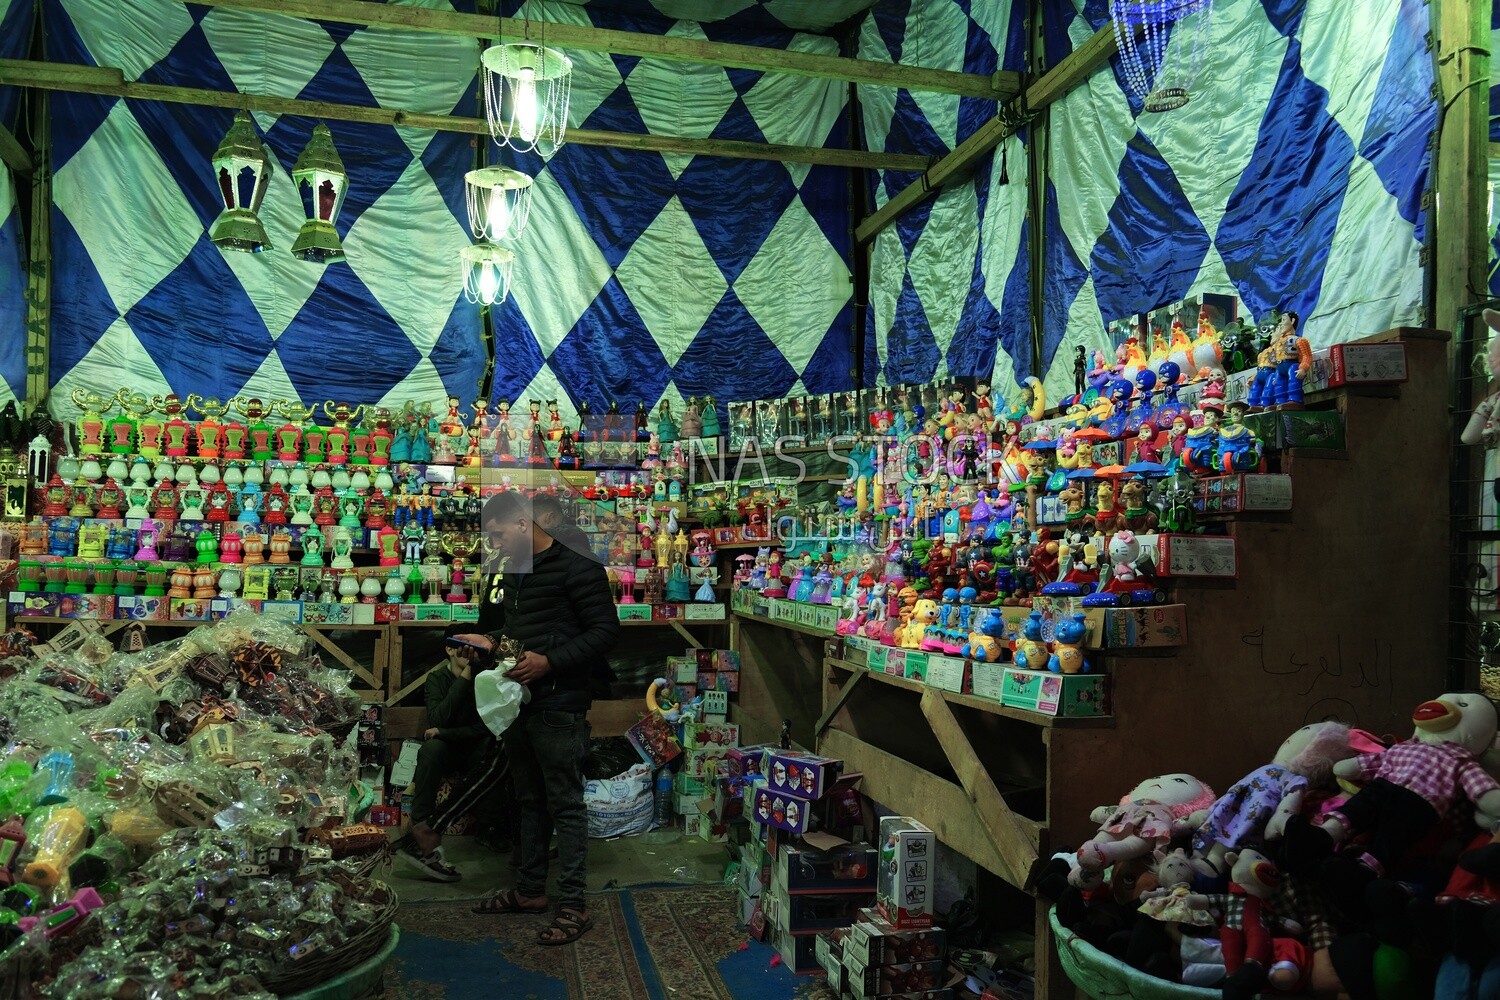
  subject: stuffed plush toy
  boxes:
[1284,692,1500,912]
[1191,721,1357,880]
[1171,848,1291,1000]
[1069,773,1217,890]
[1460,309,1500,450]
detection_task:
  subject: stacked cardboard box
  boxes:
[816,907,951,1000]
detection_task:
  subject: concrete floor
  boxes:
[388,831,736,904]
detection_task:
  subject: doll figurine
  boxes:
[657,400,678,445]
[1216,401,1262,473]
[1191,722,1356,879]
[679,397,702,438]
[1283,692,1500,908]
[1462,308,1500,449]
[1162,849,1291,1000]
[1073,346,1088,399]
[1069,773,1217,890]
[700,395,720,438]
[1247,311,1309,410]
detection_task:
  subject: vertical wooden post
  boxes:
[1432,0,1491,336]
[23,92,49,410]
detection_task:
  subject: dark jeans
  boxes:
[411,736,505,832]
[506,709,590,909]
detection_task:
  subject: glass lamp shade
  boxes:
[481,43,572,156]
[464,166,534,242]
[210,111,273,253]
[461,243,516,306]
[291,123,349,264]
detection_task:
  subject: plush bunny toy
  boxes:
[1069,773,1217,890]
[1461,309,1500,449]
[1284,692,1500,911]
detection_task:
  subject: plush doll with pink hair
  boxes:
[1069,773,1217,889]
[1190,722,1360,880]
[1461,309,1500,450]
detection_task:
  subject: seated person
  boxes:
[397,629,509,881]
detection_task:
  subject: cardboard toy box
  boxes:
[775,844,877,892]
[1155,534,1238,578]
[1104,605,1189,649]
[843,955,946,998]
[901,651,929,683]
[301,602,353,626]
[700,689,730,719]
[783,893,867,932]
[169,597,214,622]
[1194,473,1293,515]
[1279,408,1345,450]
[682,746,732,780]
[1328,341,1408,387]
[815,932,846,988]
[772,924,820,975]
[923,655,968,694]
[668,655,698,684]
[414,603,453,622]
[683,602,726,621]
[55,594,115,620]
[970,661,1006,702]
[715,671,740,693]
[876,818,934,929]
[751,788,814,834]
[116,594,169,621]
[681,721,739,751]
[845,909,947,966]
[764,749,841,800]
[727,745,772,779]
[1000,668,1110,718]
[617,603,652,622]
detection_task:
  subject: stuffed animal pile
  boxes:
[1037,692,1500,1000]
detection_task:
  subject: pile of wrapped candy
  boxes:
[0,611,387,997]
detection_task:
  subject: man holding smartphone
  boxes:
[452,490,618,946]
[397,627,500,882]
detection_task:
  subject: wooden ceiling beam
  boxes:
[0,58,932,170]
[855,25,1120,244]
[182,0,1019,100]
[0,121,30,174]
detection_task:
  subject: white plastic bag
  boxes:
[473,664,529,738]
[584,763,653,839]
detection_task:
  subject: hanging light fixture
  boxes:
[481,41,572,156]
[461,243,516,307]
[465,166,534,242]
[291,123,349,264]
[1110,0,1214,113]
[209,110,273,253]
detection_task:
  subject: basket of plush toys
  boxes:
[1034,691,1500,1000]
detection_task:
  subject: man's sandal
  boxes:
[472,888,548,915]
[537,908,593,946]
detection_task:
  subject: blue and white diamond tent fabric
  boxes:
[858,0,1034,393]
[1040,0,1435,402]
[0,0,32,410]
[488,0,856,429]
[44,0,484,424]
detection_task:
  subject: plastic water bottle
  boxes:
[652,769,673,830]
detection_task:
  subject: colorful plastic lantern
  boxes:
[291,123,348,264]
[461,243,516,306]
[210,111,273,253]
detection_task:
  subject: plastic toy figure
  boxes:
[1182,397,1223,474]
[234,397,276,461]
[700,395,721,438]
[1216,401,1263,473]
[1248,311,1311,410]
[1073,346,1088,399]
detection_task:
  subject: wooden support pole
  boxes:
[919,688,1040,888]
[1433,0,1491,334]
[23,91,48,408]
[816,666,865,736]
[182,0,1018,100]
[0,122,29,174]
[855,25,1119,245]
[0,59,931,171]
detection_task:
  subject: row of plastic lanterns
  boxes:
[208,41,573,310]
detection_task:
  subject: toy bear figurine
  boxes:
[1283,692,1500,914]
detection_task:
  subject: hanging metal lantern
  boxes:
[209,110,273,253]
[464,166,534,243]
[1110,0,1214,113]
[460,243,516,307]
[481,43,572,156]
[291,123,349,264]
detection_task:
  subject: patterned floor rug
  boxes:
[381,885,835,1000]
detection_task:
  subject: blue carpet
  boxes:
[382,886,829,1000]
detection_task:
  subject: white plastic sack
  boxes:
[473,666,529,738]
[584,763,653,839]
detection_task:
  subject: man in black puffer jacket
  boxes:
[453,490,618,945]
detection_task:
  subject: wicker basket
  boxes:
[1049,908,1217,1000]
[262,880,399,997]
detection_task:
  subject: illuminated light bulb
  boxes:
[514,69,538,144]
[478,263,501,305]
[487,194,511,238]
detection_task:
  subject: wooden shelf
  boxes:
[825,657,1113,729]
[732,612,834,640]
